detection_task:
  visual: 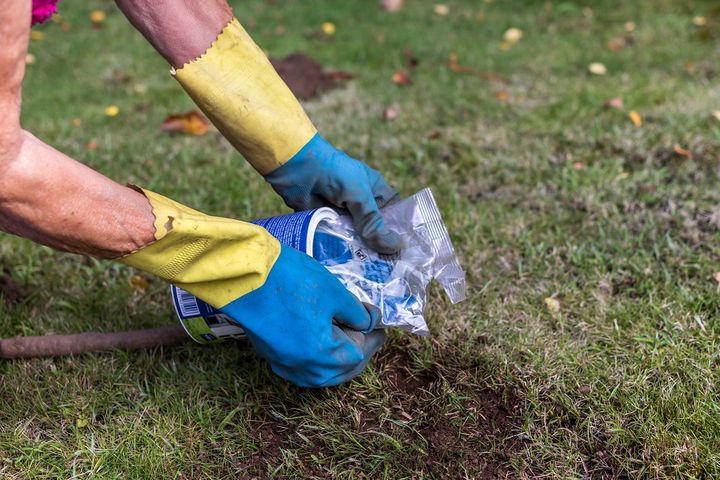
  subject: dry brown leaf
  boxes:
[495,90,510,102]
[447,53,505,82]
[629,110,642,127]
[391,70,412,85]
[673,144,693,158]
[160,110,209,135]
[607,37,626,51]
[604,97,624,110]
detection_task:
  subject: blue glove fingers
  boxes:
[333,297,381,333]
[317,328,387,387]
[345,193,403,254]
[367,167,401,208]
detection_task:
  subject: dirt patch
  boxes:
[270,53,353,99]
[0,271,28,304]
[378,348,526,478]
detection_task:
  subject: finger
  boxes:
[367,167,401,208]
[345,194,403,254]
[319,328,387,387]
[332,287,377,332]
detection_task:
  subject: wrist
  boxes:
[172,18,317,175]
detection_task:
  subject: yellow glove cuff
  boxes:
[119,187,281,308]
[172,18,317,175]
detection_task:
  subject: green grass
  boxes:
[2,0,720,477]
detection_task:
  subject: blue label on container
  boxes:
[251,209,318,253]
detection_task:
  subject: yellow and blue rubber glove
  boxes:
[120,188,385,387]
[172,19,402,254]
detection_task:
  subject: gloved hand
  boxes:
[172,18,401,254]
[264,134,401,254]
[119,188,385,387]
[221,245,386,387]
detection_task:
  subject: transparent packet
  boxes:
[313,188,466,336]
[170,188,466,341]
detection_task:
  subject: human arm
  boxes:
[114,0,403,254]
[0,0,384,386]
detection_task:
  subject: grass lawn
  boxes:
[2,0,720,477]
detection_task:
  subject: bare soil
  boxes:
[270,53,353,99]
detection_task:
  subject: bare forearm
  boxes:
[0,132,156,259]
[114,0,232,68]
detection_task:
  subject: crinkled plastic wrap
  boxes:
[313,188,466,336]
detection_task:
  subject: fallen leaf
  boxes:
[712,110,720,121]
[607,37,626,51]
[104,105,120,117]
[382,105,400,121]
[129,275,150,291]
[503,27,523,44]
[321,22,336,36]
[495,90,509,102]
[391,70,412,85]
[447,53,505,82]
[673,144,693,158]
[604,97,624,109]
[544,297,560,314]
[25,53,36,65]
[89,9,106,26]
[403,47,419,69]
[713,272,720,284]
[693,16,707,26]
[427,129,443,139]
[30,31,45,41]
[588,62,608,75]
[380,0,404,12]
[578,385,592,395]
[434,4,449,15]
[160,110,209,135]
[624,21,636,32]
[629,110,642,127]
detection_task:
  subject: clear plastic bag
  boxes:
[313,188,466,336]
